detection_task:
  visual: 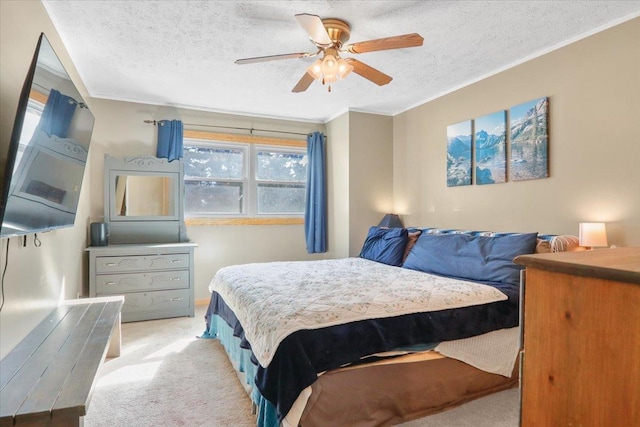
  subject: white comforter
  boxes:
[209,257,508,367]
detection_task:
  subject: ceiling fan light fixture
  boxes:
[337,58,354,79]
[307,59,323,80]
[321,54,339,78]
[236,13,424,93]
[323,74,338,84]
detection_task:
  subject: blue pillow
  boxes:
[402,232,538,286]
[359,226,409,267]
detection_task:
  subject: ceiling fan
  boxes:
[235,13,424,93]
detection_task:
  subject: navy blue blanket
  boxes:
[205,280,519,422]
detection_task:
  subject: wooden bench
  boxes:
[0,296,124,427]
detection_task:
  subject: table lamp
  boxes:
[378,214,403,228]
[578,222,608,250]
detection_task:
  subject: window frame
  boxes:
[253,144,307,216]
[183,141,249,217]
[183,131,307,226]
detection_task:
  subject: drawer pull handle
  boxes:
[170,277,182,281]
[104,263,118,267]
[171,260,182,264]
[104,282,117,286]
[170,297,184,302]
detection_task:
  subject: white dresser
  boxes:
[91,155,197,322]
[88,242,196,322]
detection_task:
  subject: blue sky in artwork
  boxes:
[476,111,505,135]
[447,120,471,138]
[510,98,542,118]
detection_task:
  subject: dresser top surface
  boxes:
[86,242,197,253]
[515,247,640,285]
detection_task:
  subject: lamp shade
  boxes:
[307,59,323,80]
[378,214,403,228]
[337,58,353,79]
[579,222,608,248]
[321,54,338,79]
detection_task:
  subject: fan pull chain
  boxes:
[321,77,332,92]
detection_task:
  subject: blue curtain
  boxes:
[304,131,327,253]
[41,89,77,138]
[156,119,184,162]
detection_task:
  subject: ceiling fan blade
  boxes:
[235,52,313,65]
[295,13,332,46]
[344,58,392,86]
[346,33,424,54]
[292,71,316,93]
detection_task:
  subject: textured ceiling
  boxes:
[42,1,640,123]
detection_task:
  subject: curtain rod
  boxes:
[143,120,324,137]
[32,83,88,109]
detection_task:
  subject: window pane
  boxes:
[184,180,243,214]
[184,146,244,179]
[256,150,307,182]
[257,183,305,214]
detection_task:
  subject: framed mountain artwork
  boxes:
[509,97,549,181]
[446,120,472,187]
[475,110,507,185]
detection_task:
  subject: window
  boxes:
[255,148,307,214]
[184,144,248,215]
[183,133,307,223]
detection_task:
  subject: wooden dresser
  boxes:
[515,247,640,427]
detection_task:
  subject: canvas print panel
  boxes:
[475,111,506,185]
[510,97,549,181]
[447,120,472,187]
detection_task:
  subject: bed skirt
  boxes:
[202,312,280,427]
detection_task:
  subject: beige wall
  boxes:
[326,112,350,259]
[88,98,327,300]
[0,1,93,359]
[325,111,395,258]
[348,112,394,256]
[393,18,640,246]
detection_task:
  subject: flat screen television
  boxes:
[0,33,95,238]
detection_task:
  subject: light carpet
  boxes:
[85,305,519,427]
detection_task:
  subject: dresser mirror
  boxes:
[114,175,175,217]
[103,155,188,243]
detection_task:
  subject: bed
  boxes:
[202,227,580,427]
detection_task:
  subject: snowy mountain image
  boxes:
[475,129,504,150]
[447,120,472,186]
[510,97,549,181]
[475,111,506,185]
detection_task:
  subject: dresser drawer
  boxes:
[120,289,190,318]
[95,253,190,273]
[88,243,196,322]
[96,270,189,294]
